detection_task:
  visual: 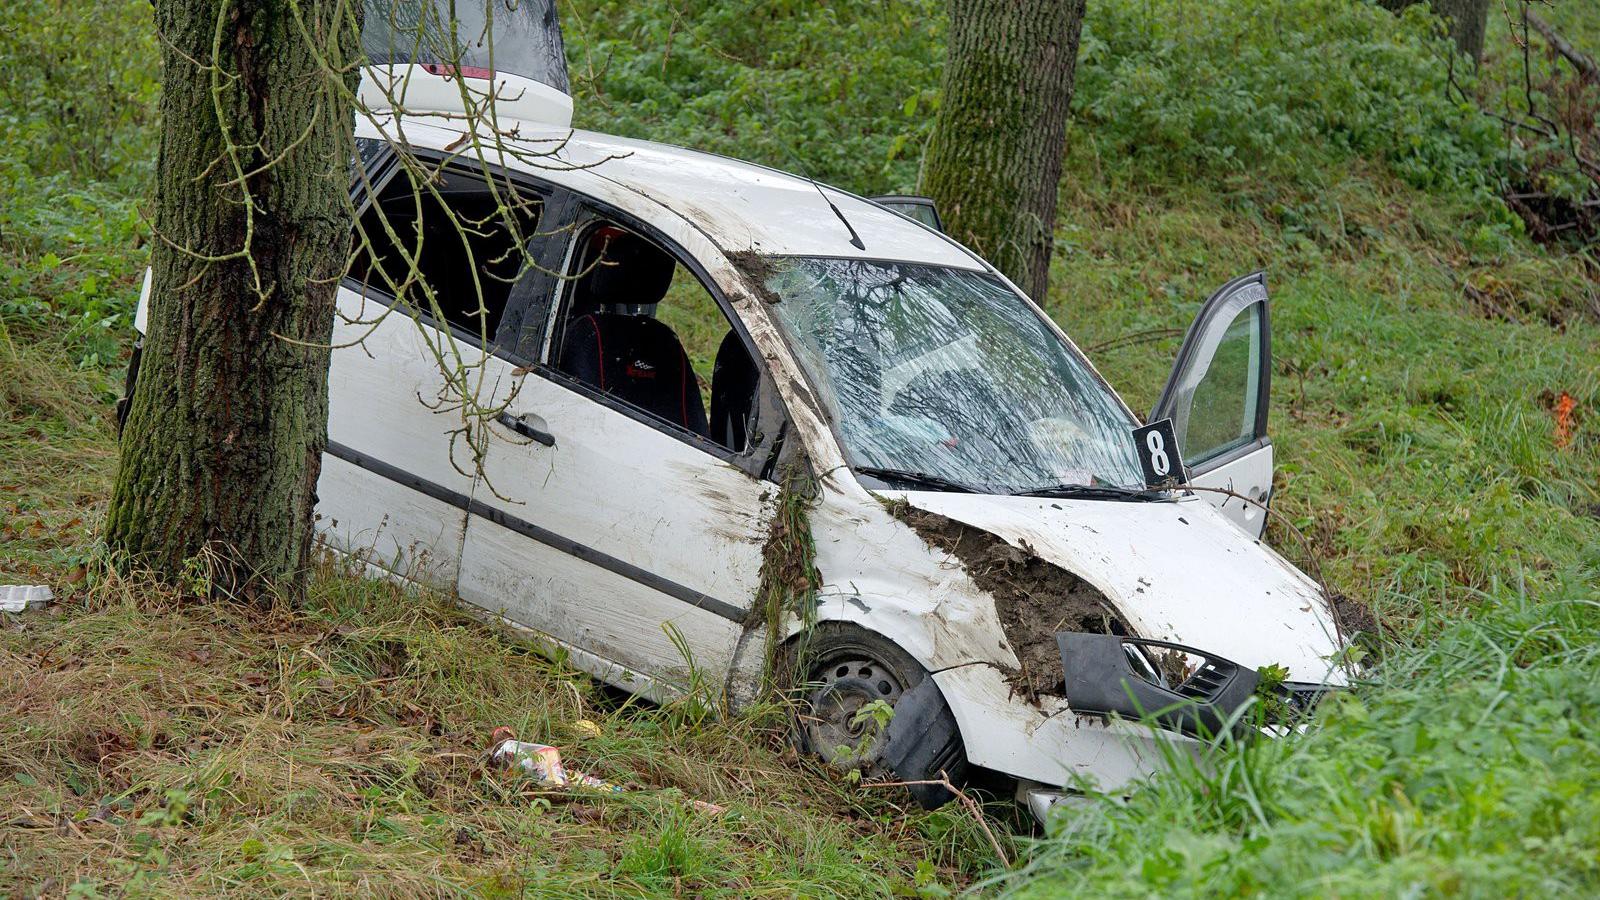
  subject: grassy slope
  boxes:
[3,0,1600,896]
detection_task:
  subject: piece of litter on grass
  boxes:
[487,726,725,814]
[0,585,53,612]
[573,719,602,738]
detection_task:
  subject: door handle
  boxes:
[495,411,556,447]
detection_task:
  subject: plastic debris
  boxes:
[486,727,726,815]
[488,726,623,794]
[0,585,53,613]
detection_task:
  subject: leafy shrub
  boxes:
[1074,0,1501,191]
[562,0,943,195]
[0,163,147,365]
[0,0,158,187]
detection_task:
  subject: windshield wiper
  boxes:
[855,466,982,493]
[1013,483,1170,502]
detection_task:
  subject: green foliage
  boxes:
[0,0,158,186]
[0,166,148,366]
[0,0,154,364]
[5,0,1600,894]
[562,0,943,194]
[1074,0,1502,192]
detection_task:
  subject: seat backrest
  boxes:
[708,329,759,450]
[559,312,708,436]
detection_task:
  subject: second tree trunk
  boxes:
[918,0,1088,303]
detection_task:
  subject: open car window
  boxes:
[346,158,544,341]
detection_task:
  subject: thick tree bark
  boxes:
[107,0,360,601]
[918,0,1087,302]
[1382,0,1491,63]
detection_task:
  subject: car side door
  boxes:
[316,141,559,589]
[1150,272,1273,537]
[454,198,784,699]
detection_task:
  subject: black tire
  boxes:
[792,622,968,808]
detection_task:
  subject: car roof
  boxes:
[433,123,990,271]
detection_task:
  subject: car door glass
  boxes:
[347,160,543,339]
[1179,306,1260,461]
[1159,281,1268,468]
[551,221,761,453]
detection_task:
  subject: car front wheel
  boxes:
[792,623,968,808]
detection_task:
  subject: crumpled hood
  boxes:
[898,491,1349,685]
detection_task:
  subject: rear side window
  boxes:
[348,162,543,338]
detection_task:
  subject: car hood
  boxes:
[896,490,1349,685]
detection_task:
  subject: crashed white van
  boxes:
[128,0,1350,814]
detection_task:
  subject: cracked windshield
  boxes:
[765,257,1145,493]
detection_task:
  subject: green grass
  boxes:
[5,0,1600,895]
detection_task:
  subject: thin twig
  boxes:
[864,771,1010,866]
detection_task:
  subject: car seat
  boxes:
[557,227,709,436]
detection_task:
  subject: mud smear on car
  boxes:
[726,250,784,304]
[745,461,821,696]
[886,500,1129,700]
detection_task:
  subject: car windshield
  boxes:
[363,0,570,93]
[762,257,1146,493]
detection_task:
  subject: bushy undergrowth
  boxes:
[1075,0,1502,191]
[0,0,157,186]
[563,0,943,195]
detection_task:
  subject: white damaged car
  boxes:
[126,0,1353,816]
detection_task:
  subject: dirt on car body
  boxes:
[886,500,1128,699]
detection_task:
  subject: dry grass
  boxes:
[0,560,999,897]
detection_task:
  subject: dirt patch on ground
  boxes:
[726,250,784,304]
[888,501,1127,699]
[1330,591,1384,645]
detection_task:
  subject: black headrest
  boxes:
[572,227,675,312]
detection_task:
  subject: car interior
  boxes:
[554,223,759,452]
[349,166,542,336]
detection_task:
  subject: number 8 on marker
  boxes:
[1146,429,1170,477]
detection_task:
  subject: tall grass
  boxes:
[1001,568,1600,896]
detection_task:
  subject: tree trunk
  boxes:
[918,0,1087,302]
[1381,0,1491,63]
[107,0,360,602]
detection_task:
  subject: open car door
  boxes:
[1151,273,1273,538]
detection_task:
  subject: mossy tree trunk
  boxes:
[1382,0,1491,62]
[107,0,361,602]
[918,0,1087,302]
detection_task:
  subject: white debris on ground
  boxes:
[0,585,53,612]
[487,726,726,815]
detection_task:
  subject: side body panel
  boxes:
[454,187,778,694]
[1189,441,1274,535]
[457,367,770,689]
[316,286,482,589]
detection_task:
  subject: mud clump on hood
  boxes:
[888,501,1129,699]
